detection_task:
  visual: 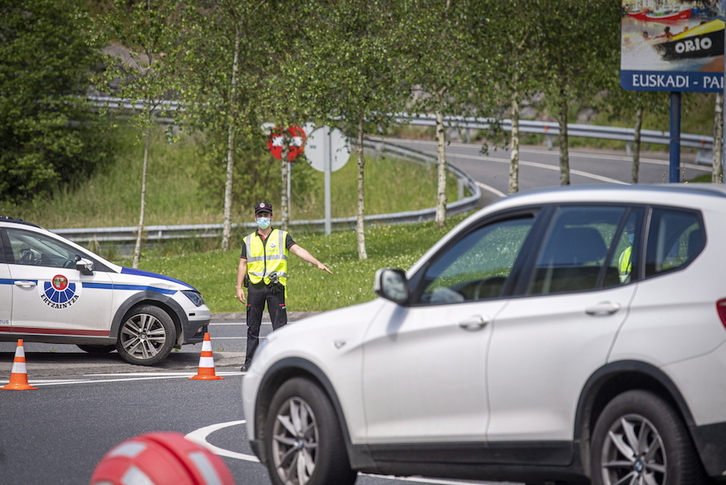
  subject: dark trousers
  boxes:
[244,282,287,365]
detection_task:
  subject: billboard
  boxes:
[621,1,725,92]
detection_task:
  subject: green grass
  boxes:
[135,215,470,313]
[4,124,462,229]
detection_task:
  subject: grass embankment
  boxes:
[6,124,471,313]
[10,125,462,229]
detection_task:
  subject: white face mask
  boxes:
[256,217,271,229]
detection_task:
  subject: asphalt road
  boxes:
[385,137,711,200]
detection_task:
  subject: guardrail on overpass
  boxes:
[52,139,482,244]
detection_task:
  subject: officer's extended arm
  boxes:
[290,244,333,274]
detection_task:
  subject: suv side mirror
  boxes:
[374,268,409,304]
[75,255,94,275]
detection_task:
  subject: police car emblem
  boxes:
[40,274,80,309]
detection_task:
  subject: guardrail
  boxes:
[392,113,715,165]
[52,138,482,244]
[88,96,716,163]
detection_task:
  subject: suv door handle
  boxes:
[585,302,621,316]
[459,316,489,331]
[14,280,37,288]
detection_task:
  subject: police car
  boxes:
[0,217,210,365]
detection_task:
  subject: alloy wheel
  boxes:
[600,413,666,485]
[271,396,319,485]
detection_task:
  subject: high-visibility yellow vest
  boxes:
[618,246,632,282]
[244,229,289,286]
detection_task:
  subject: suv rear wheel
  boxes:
[264,377,357,485]
[116,305,175,366]
[591,390,705,485]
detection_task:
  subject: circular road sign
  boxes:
[305,127,350,172]
[267,125,306,162]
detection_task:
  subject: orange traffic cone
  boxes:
[189,333,224,381]
[2,339,38,390]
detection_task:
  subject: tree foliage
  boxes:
[0,0,109,205]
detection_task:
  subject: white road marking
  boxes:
[186,421,497,484]
[3,372,242,386]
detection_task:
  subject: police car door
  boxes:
[0,236,11,332]
[5,227,115,340]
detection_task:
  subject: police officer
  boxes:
[618,220,636,283]
[236,202,332,371]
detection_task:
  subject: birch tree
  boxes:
[176,1,272,250]
[99,0,179,267]
[406,0,476,226]
[286,0,412,260]
[467,1,543,194]
[535,0,620,185]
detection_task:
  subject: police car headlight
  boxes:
[182,290,205,307]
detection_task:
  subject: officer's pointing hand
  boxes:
[318,262,333,275]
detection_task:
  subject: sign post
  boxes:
[305,127,350,235]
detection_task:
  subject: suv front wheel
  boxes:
[591,390,705,485]
[264,377,357,485]
[116,305,176,366]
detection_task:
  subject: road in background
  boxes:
[387,138,711,202]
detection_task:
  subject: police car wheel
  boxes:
[77,344,115,354]
[116,305,176,366]
[265,377,357,485]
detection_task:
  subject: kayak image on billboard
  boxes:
[653,19,724,61]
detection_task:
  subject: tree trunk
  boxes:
[132,126,151,269]
[714,93,723,183]
[356,116,367,260]
[281,141,290,232]
[509,90,520,194]
[632,107,642,184]
[558,92,570,186]
[222,27,241,251]
[435,110,447,228]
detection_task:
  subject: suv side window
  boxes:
[6,228,79,269]
[645,208,704,278]
[419,216,534,304]
[528,206,628,295]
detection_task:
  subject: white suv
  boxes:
[242,184,726,485]
[0,217,210,365]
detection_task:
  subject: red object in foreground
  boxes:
[90,432,236,485]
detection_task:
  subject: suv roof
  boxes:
[0,216,41,229]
